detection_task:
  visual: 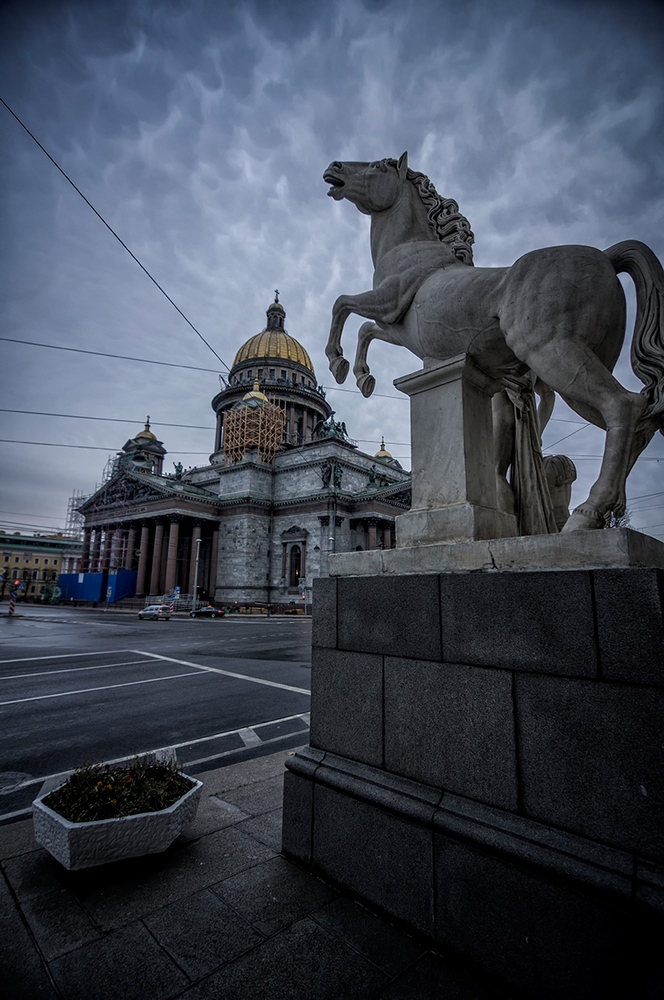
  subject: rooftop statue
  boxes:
[323,153,664,532]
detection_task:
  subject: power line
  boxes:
[0,97,230,372]
[0,337,223,375]
[0,440,211,454]
[0,408,213,431]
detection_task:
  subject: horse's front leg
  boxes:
[325,281,406,384]
[353,322,381,397]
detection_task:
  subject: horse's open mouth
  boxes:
[324,172,345,197]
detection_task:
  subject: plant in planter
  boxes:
[33,755,202,870]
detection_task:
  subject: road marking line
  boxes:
[0,659,150,681]
[0,713,311,796]
[184,729,305,768]
[132,650,311,695]
[0,650,135,664]
[238,727,262,747]
[0,671,201,707]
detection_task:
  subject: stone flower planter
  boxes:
[33,775,203,870]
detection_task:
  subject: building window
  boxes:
[269,369,275,378]
[289,546,301,587]
[54,559,58,565]
[32,571,38,580]
[44,558,49,564]
[14,557,19,563]
[281,370,286,380]
[258,369,263,379]
[35,558,40,564]
[292,372,297,383]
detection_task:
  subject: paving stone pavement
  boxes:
[0,748,512,999]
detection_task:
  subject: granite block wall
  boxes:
[283,567,664,998]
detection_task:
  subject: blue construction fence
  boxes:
[58,569,137,604]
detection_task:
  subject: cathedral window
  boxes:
[289,545,301,587]
[269,369,275,379]
[281,370,286,380]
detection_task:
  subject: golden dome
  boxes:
[135,418,157,441]
[233,330,314,373]
[374,436,393,459]
[242,379,269,404]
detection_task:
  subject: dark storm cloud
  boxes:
[1,0,663,532]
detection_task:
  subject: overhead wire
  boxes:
[0,337,222,375]
[0,97,229,372]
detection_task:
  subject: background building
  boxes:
[1,532,82,602]
[64,298,411,607]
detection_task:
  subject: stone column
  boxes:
[90,528,102,573]
[124,525,137,571]
[208,527,219,596]
[149,521,165,595]
[394,354,517,545]
[108,524,124,570]
[81,528,92,573]
[164,518,180,593]
[135,523,150,596]
[188,522,202,595]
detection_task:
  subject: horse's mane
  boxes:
[385,159,475,265]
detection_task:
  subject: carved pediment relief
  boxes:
[79,472,169,513]
[281,524,309,539]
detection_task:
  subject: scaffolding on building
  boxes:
[223,395,286,465]
[65,490,86,539]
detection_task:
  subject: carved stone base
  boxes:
[329,527,664,576]
[395,502,517,546]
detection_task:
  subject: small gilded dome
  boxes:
[232,296,315,375]
[135,418,157,441]
[242,379,269,404]
[374,436,392,459]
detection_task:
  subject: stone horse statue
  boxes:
[323,153,664,531]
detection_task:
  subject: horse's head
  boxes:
[323,153,409,215]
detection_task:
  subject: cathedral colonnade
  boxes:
[82,517,219,599]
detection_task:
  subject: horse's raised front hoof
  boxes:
[357,372,376,398]
[329,356,350,384]
[561,506,606,532]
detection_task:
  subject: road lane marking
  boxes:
[0,712,311,797]
[0,659,150,681]
[238,727,262,747]
[0,650,135,664]
[0,670,201,707]
[132,650,311,695]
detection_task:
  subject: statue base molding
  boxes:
[329,526,664,576]
[283,558,664,998]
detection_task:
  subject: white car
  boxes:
[138,604,170,621]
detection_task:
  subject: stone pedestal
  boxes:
[282,540,664,998]
[394,354,516,544]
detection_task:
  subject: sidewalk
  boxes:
[0,748,510,999]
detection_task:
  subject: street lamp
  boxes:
[192,537,201,614]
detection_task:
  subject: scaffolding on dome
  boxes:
[223,397,286,465]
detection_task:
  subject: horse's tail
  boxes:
[604,239,664,435]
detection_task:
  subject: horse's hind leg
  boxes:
[519,340,647,530]
[353,322,379,398]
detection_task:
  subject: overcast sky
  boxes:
[1,0,663,539]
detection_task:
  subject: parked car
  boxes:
[138,604,170,621]
[189,605,225,619]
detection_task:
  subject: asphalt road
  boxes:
[0,608,312,822]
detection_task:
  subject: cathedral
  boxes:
[68,297,411,607]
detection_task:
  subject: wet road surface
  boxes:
[0,608,311,821]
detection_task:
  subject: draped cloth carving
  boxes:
[502,374,558,536]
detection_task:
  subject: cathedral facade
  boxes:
[73,298,411,607]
